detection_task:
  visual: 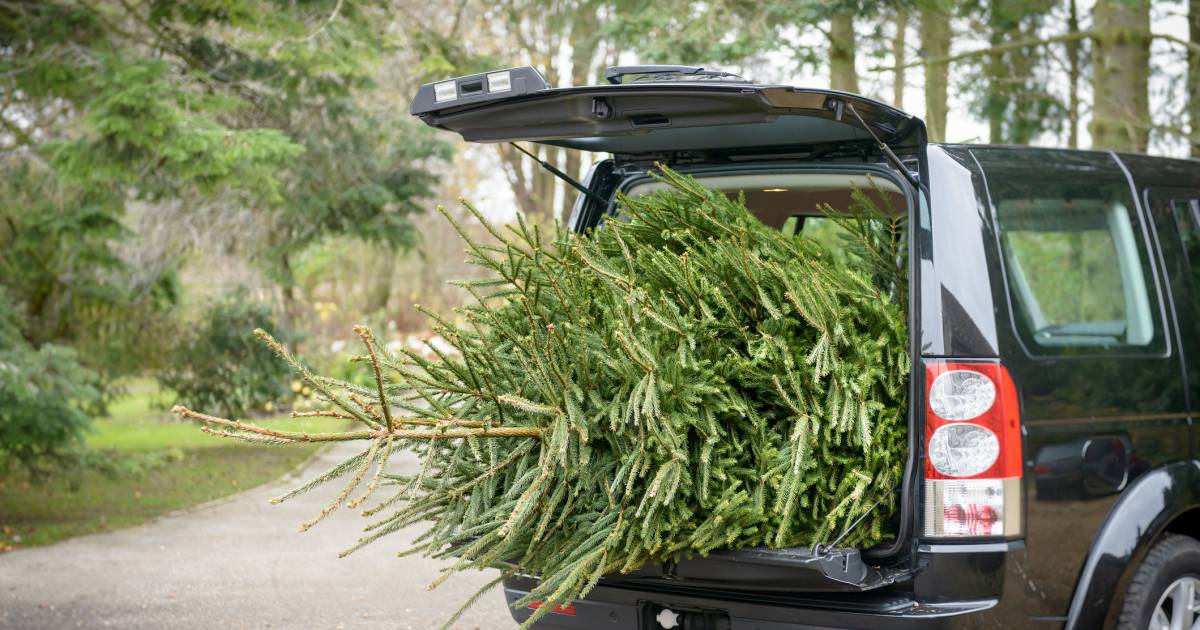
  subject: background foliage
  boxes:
[0,0,1195,519]
[158,293,293,419]
[0,288,97,472]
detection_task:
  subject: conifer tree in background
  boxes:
[174,169,909,628]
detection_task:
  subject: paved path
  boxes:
[0,443,513,629]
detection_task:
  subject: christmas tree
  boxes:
[174,167,909,628]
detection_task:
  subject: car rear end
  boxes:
[409,68,1031,629]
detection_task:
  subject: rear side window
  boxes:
[1173,198,1200,287]
[977,150,1165,356]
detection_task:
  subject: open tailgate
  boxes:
[410,66,925,157]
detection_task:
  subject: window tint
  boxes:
[1173,199,1200,288]
[981,152,1164,355]
[781,215,860,268]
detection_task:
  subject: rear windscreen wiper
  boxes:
[509,142,608,205]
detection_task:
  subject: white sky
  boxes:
[458,3,1194,219]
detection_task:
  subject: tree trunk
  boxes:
[1066,0,1082,149]
[498,60,561,225]
[561,150,581,225]
[892,9,909,108]
[534,61,562,225]
[532,144,555,221]
[985,25,1008,144]
[919,6,951,142]
[562,9,602,224]
[829,14,859,93]
[498,144,538,217]
[1090,0,1150,152]
[364,247,396,314]
[1008,18,1040,145]
[1190,0,1200,155]
[278,251,299,342]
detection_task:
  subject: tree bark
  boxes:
[498,144,537,217]
[278,251,299,342]
[497,56,560,225]
[532,144,555,221]
[892,9,909,108]
[829,14,859,93]
[561,150,581,225]
[1008,14,1040,145]
[562,8,602,224]
[1066,0,1082,149]
[985,24,1009,144]
[1090,0,1150,152]
[919,6,951,142]
[364,247,396,314]
[1190,0,1200,155]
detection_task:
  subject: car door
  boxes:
[971,148,1190,620]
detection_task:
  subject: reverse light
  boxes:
[928,423,999,477]
[487,70,513,93]
[923,361,1021,538]
[433,80,457,103]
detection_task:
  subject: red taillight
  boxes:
[528,601,577,616]
[923,361,1022,538]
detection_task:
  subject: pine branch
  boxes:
[183,166,908,629]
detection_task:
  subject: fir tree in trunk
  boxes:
[175,169,910,629]
[1090,0,1151,151]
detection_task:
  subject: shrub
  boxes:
[0,289,98,473]
[159,293,292,418]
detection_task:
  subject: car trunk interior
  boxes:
[623,171,906,230]
[586,162,919,598]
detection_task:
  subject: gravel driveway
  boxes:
[0,443,513,629]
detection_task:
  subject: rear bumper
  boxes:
[502,541,1031,629]
[504,583,996,629]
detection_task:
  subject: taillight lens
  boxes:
[928,423,999,477]
[929,369,996,420]
[923,361,1021,538]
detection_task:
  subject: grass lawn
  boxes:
[0,381,342,550]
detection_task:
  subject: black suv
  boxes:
[410,66,1200,630]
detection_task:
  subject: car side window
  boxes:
[979,151,1166,356]
[1172,199,1200,289]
